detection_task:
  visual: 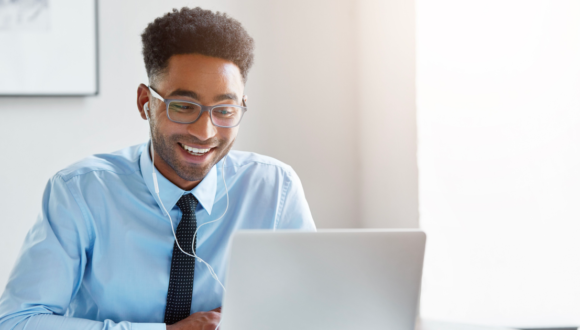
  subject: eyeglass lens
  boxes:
[168,101,243,127]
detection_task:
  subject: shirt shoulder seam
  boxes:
[59,168,139,183]
[274,171,292,229]
[55,174,97,247]
[230,159,292,172]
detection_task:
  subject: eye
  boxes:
[213,107,236,116]
[169,102,199,113]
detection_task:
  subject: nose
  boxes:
[186,111,217,141]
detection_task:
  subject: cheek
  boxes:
[152,116,184,141]
[152,107,166,122]
[218,127,238,144]
[150,116,165,137]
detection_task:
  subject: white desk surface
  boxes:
[418,319,518,330]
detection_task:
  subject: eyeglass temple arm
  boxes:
[148,86,165,102]
[150,85,247,108]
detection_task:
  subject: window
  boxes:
[418,0,580,327]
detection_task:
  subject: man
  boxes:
[0,7,315,330]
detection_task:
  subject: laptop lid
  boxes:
[220,229,426,330]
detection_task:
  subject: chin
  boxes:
[174,164,213,182]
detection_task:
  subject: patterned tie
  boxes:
[164,193,198,325]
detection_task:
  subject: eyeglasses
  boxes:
[148,86,247,128]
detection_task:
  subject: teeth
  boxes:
[180,143,211,155]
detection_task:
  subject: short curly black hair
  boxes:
[141,7,255,84]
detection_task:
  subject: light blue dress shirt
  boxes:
[0,143,315,330]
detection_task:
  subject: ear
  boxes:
[137,84,150,120]
[243,95,248,107]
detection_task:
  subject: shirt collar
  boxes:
[139,142,217,216]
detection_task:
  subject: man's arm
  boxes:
[0,176,164,330]
[164,307,221,330]
[9,314,162,330]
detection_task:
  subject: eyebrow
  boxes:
[168,89,199,100]
[214,93,238,103]
[167,89,239,103]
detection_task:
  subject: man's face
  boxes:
[138,54,245,188]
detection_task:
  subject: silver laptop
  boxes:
[220,229,426,330]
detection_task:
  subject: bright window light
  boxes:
[418,0,580,327]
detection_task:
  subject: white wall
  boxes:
[356,0,418,228]
[418,0,580,327]
[1,0,419,295]
[227,0,360,230]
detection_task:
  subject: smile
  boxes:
[179,143,212,156]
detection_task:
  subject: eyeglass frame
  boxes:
[148,85,248,128]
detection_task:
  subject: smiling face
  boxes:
[137,54,246,190]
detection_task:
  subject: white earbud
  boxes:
[144,96,230,302]
[144,97,228,330]
[144,102,150,120]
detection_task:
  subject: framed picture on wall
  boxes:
[0,0,98,96]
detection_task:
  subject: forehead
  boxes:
[157,54,244,96]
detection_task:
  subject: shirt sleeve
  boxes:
[0,176,165,330]
[10,314,163,330]
[274,168,317,231]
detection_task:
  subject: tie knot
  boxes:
[176,193,198,213]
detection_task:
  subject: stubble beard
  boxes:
[150,123,233,182]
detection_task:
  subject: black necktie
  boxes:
[164,193,198,325]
